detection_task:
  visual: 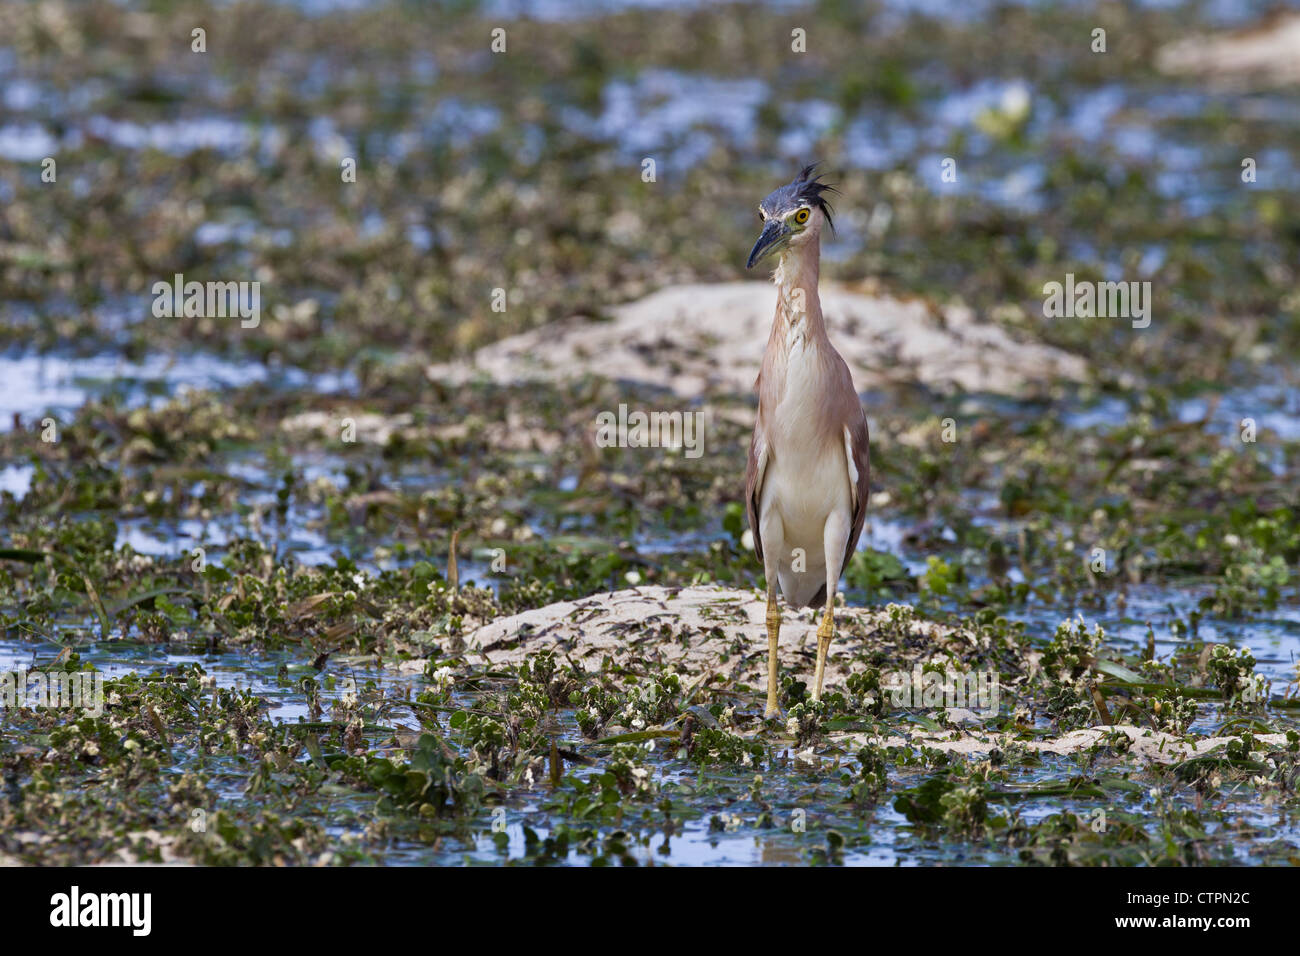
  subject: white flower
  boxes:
[1000,82,1031,122]
[624,570,642,586]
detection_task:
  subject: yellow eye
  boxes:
[793,208,810,225]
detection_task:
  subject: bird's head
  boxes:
[746,163,836,269]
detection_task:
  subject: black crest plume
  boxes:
[793,162,837,231]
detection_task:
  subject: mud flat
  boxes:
[1158,13,1300,86]
[427,282,1087,397]
[441,585,1290,765]
[445,584,916,687]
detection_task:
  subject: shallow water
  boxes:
[3,613,1293,865]
[0,349,358,432]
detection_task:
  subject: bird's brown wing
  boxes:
[744,425,768,563]
[840,409,871,575]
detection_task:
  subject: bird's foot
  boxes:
[812,611,834,701]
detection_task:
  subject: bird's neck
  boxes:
[770,241,826,348]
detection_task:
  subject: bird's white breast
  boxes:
[760,334,852,569]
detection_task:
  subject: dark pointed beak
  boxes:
[746,219,789,269]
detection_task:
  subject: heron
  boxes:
[744,164,871,719]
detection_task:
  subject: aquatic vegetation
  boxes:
[2,0,1299,866]
[686,727,764,767]
[338,733,486,819]
[1205,644,1267,710]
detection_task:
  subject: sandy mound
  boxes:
[448,585,1288,764]
[1158,13,1300,85]
[451,584,917,687]
[845,725,1293,765]
[427,282,1086,397]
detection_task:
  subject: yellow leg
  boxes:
[812,598,834,701]
[765,592,781,719]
